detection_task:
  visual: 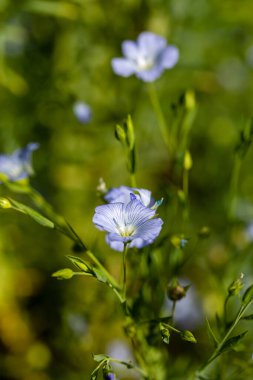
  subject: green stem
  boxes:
[228,155,242,220]
[223,294,230,327]
[171,301,177,323]
[148,83,171,151]
[196,301,252,378]
[130,172,137,187]
[28,187,121,295]
[183,169,189,223]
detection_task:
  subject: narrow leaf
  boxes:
[9,198,54,228]
[220,331,248,354]
[206,318,219,347]
[93,354,109,362]
[242,284,253,304]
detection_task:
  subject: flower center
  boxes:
[113,219,136,237]
[137,56,154,71]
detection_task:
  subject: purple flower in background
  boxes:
[112,31,179,82]
[93,194,163,252]
[73,101,92,124]
[0,142,39,181]
[105,186,154,208]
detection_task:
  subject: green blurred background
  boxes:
[1,0,253,379]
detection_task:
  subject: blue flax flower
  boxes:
[0,142,39,181]
[111,31,179,82]
[105,185,154,208]
[73,101,92,124]
[93,194,163,252]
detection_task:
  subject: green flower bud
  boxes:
[180,330,197,343]
[0,198,11,209]
[228,273,244,296]
[52,268,74,280]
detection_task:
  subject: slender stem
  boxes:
[86,250,119,289]
[223,294,230,326]
[183,169,189,200]
[147,83,171,151]
[28,187,121,293]
[171,301,177,323]
[122,243,129,301]
[228,155,241,220]
[130,172,137,187]
[196,301,252,378]
[182,169,189,223]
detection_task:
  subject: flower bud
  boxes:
[228,273,244,296]
[167,279,189,301]
[185,90,196,110]
[0,198,11,209]
[52,268,74,280]
[180,330,197,343]
[184,150,192,171]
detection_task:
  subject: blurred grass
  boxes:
[1,0,253,379]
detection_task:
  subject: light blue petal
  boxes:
[122,40,139,60]
[73,102,92,124]
[93,203,124,233]
[134,218,163,241]
[105,186,132,204]
[15,142,39,175]
[136,65,164,82]
[129,237,147,249]
[111,58,136,77]
[135,189,154,207]
[125,198,155,227]
[106,234,124,252]
[0,143,39,181]
[160,45,179,69]
[137,32,167,58]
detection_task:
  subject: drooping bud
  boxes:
[167,279,190,301]
[180,330,197,343]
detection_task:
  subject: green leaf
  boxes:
[180,330,197,343]
[92,267,108,283]
[220,331,248,354]
[52,268,74,280]
[25,0,78,19]
[119,360,135,369]
[9,198,54,228]
[242,284,253,304]
[93,354,109,362]
[206,318,219,347]
[242,314,253,320]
